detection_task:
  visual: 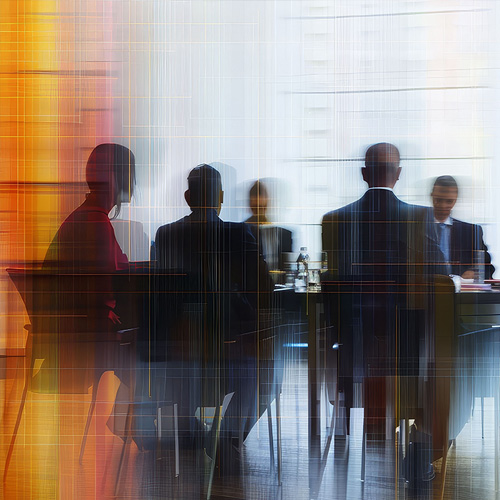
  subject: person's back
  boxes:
[323,144,428,284]
[155,166,268,332]
[44,202,128,273]
[153,165,270,462]
[156,208,263,332]
[321,143,432,439]
[39,143,135,393]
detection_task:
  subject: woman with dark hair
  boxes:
[44,143,136,328]
[44,143,135,274]
[40,144,136,461]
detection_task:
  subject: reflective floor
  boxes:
[2,356,499,500]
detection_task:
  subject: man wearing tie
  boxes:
[430,175,494,279]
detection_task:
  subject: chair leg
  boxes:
[174,403,179,478]
[361,410,366,482]
[206,392,234,500]
[276,392,282,486]
[267,401,275,471]
[481,396,485,439]
[333,387,340,435]
[3,375,29,484]
[114,406,133,497]
[114,379,135,497]
[79,375,101,465]
[440,434,450,500]
[206,404,222,500]
[4,340,33,485]
[157,406,162,461]
[494,384,499,492]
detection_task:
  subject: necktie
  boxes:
[438,223,451,274]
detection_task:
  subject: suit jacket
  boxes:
[155,209,270,337]
[322,189,431,284]
[321,190,436,407]
[426,210,495,279]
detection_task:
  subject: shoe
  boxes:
[403,439,434,486]
[421,463,435,482]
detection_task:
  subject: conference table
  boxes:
[298,280,500,497]
[9,266,500,497]
[454,288,500,490]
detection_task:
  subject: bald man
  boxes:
[321,144,433,447]
[322,143,431,281]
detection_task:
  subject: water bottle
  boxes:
[296,247,309,289]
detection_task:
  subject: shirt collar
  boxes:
[434,216,453,226]
[367,186,393,192]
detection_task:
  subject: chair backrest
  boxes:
[7,268,113,335]
[7,268,123,393]
[112,268,193,362]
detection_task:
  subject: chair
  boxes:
[116,267,238,499]
[322,278,436,483]
[256,312,284,484]
[4,268,136,484]
[226,317,284,484]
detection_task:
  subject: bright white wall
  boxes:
[109,0,499,275]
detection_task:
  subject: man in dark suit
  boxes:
[156,165,270,330]
[245,180,293,277]
[322,143,428,282]
[154,164,270,471]
[429,175,494,279]
[321,143,432,447]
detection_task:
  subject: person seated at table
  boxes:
[44,143,133,275]
[428,175,494,279]
[154,164,271,471]
[321,143,435,482]
[42,143,136,391]
[322,143,430,282]
[244,179,293,279]
[156,164,270,333]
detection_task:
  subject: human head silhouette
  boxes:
[86,143,136,217]
[362,142,401,188]
[249,180,269,220]
[431,175,459,222]
[184,164,223,214]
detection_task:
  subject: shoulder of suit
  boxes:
[451,217,471,227]
[322,199,360,222]
[226,220,252,233]
[451,218,481,235]
[156,217,187,236]
[397,201,429,218]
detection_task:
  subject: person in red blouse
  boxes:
[44,143,135,325]
[45,143,134,271]
[41,144,136,467]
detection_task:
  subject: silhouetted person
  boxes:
[428,175,494,279]
[245,180,292,276]
[154,164,270,470]
[322,143,428,282]
[41,143,136,393]
[44,143,135,329]
[156,165,269,331]
[45,143,134,274]
[321,143,432,452]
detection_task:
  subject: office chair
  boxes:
[5,268,136,485]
